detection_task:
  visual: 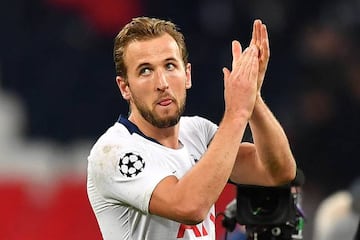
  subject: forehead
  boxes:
[124,34,182,67]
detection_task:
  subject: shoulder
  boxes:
[179,116,218,146]
[180,115,217,129]
[88,122,139,162]
[93,122,132,146]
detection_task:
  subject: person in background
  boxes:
[86,16,296,240]
[355,219,360,240]
[313,177,360,240]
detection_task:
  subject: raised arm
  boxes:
[229,19,296,186]
[149,44,259,225]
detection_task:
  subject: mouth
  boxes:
[157,98,173,106]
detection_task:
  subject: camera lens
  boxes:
[250,191,279,216]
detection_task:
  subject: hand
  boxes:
[222,42,259,121]
[250,19,270,96]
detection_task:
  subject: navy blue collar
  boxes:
[117,115,161,144]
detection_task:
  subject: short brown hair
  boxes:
[113,16,188,79]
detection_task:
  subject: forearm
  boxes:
[249,96,296,184]
[150,115,250,225]
[178,116,248,212]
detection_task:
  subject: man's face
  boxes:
[120,33,191,128]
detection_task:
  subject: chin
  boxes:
[152,112,181,128]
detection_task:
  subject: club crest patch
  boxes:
[118,152,145,177]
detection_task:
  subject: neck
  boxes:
[128,114,181,149]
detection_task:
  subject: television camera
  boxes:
[222,169,305,240]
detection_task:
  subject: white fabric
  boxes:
[87,116,218,240]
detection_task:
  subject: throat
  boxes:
[157,136,183,149]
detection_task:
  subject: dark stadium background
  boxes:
[0,0,359,239]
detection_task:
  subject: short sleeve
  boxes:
[88,137,173,213]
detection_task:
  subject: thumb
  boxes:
[222,67,230,81]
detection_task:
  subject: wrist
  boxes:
[255,94,264,106]
[222,111,249,126]
[251,95,266,121]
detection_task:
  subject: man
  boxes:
[87,16,296,240]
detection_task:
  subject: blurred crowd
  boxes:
[1,0,359,238]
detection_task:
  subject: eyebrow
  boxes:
[164,57,178,62]
[135,62,151,72]
[135,57,179,71]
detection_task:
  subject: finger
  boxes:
[250,19,262,47]
[258,24,269,65]
[232,40,242,61]
[241,46,259,87]
[239,45,257,78]
[231,40,243,70]
[255,20,262,47]
[248,46,259,76]
[250,20,256,46]
[260,24,270,59]
[250,48,259,80]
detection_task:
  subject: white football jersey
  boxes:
[87,115,218,240]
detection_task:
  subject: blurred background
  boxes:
[0,0,359,239]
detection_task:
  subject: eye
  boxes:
[139,67,151,76]
[166,63,175,71]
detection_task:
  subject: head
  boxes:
[114,16,188,80]
[114,17,191,128]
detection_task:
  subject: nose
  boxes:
[155,69,169,91]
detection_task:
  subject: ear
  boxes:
[116,76,131,100]
[185,63,192,89]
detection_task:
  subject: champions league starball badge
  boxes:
[118,152,145,177]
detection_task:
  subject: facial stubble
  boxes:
[130,90,186,128]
